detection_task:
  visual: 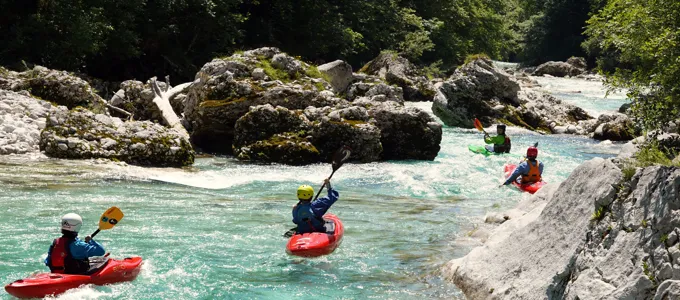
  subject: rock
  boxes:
[446,158,680,300]
[271,53,303,76]
[432,57,520,128]
[566,57,587,70]
[619,102,632,114]
[433,57,591,133]
[656,133,680,155]
[368,101,441,160]
[444,158,622,299]
[40,108,194,167]
[593,113,636,141]
[109,79,185,124]
[0,90,62,155]
[360,51,436,101]
[183,47,441,164]
[318,60,353,93]
[532,61,584,77]
[252,68,266,81]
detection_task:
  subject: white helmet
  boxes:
[61,213,83,233]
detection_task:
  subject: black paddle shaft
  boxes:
[90,229,101,238]
[313,146,351,200]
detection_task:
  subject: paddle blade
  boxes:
[473,118,484,132]
[533,142,539,148]
[331,146,352,171]
[98,206,124,231]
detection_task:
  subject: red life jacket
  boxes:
[48,237,71,274]
[521,159,542,184]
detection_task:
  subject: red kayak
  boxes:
[504,164,546,194]
[4,257,142,299]
[286,214,344,257]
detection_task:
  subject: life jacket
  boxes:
[292,201,325,234]
[48,237,89,274]
[521,159,542,184]
[493,135,512,153]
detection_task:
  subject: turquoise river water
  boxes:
[0,76,627,299]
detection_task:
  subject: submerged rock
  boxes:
[40,108,194,167]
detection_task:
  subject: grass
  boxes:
[304,65,331,82]
[622,165,636,181]
[635,141,677,167]
[464,53,490,65]
[661,234,669,244]
[256,57,292,82]
[591,206,606,221]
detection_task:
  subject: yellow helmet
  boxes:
[297,185,314,200]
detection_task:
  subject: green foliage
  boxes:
[584,0,680,130]
[592,206,606,221]
[661,234,669,244]
[465,54,491,65]
[636,142,674,167]
[621,165,636,181]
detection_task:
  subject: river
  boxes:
[0,76,627,299]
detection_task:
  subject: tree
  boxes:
[585,0,680,129]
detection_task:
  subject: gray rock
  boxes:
[655,280,680,300]
[444,158,622,299]
[360,52,436,102]
[533,61,584,77]
[40,108,194,167]
[252,68,266,81]
[593,113,636,141]
[318,60,353,93]
[0,90,63,155]
[566,57,587,70]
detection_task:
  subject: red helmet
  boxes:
[527,146,538,158]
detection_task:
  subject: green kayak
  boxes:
[468,145,516,157]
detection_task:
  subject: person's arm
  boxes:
[311,188,339,218]
[504,163,528,185]
[484,134,494,144]
[539,161,544,176]
[69,238,106,259]
[44,242,54,266]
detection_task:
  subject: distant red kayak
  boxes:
[286,214,344,257]
[4,257,142,299]
[503,164,546,194]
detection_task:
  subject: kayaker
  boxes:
[45,213,106,274]
[484,124,511,153]
[292,178,339,234]
[503,146,544,186]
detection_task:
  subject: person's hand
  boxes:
[323,178,331,186]
[484,133,489,138]
[84,236,92,243]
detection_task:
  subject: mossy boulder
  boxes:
[361,51,436,102]
[109,80,185,123]
[40,108,194,167]
[592,113,636,141]
[532,61,584,77]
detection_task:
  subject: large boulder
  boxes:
[184,47,441,164]
[0,90,63,155]
[360,51,436,102]
[433,58,592,133]
[40,108,194,167]
[433,58,521,128]
[0,66,107,113]
[566,57,588,70]
[532,61,584,77]
[318,60,353,93]
[592,113,636,141]
[368,101,441,160]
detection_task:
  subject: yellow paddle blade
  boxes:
[98,206,124,230]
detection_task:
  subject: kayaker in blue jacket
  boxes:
[292,178,339,234]
[45,213,106,274]
[503,146,544,186]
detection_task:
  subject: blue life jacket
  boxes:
[293,201,325,234]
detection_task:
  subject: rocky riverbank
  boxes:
[444,155,680,299]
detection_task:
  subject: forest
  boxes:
[0,0,677,128]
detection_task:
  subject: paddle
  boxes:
[90,206,124,239]
[283,146,352,238]
[473,118,488,135]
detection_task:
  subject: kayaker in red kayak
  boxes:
[292,178,339,234]
[502,146,544,186]
[484,124,511,154]
[44,213,106,274]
